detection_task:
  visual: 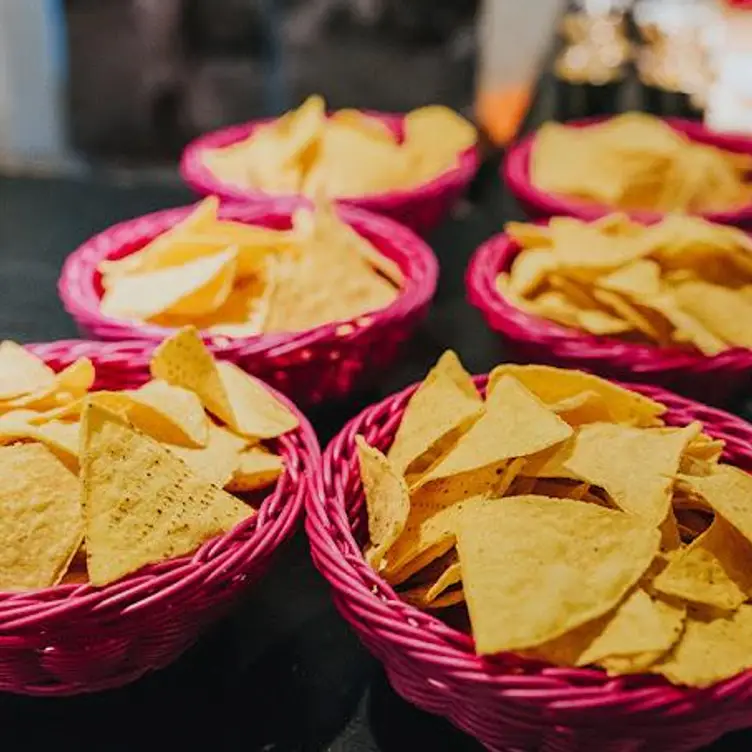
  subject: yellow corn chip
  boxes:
[653,516,752,611]
[4,357,95,413]
[486,364,666,427]
[456,495,660,653]
[80,403,254,586]
[357,437,410,571]
[0,341,55,400]
[150,327,297,439]
[165,423,247,487]
[387,351,484,478]
[653,606,752,687]
[99,380,210,448]
[0,416,80,471]
[528,422,698,526]
[100,248,237,321]
[415,376,571,488]
[0,444,83,590]
[99,197,219,278]
[225,446,284,493]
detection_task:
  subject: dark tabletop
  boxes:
[2,75,752,752]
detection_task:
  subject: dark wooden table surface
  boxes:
[1,75,751,751]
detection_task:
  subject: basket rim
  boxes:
[178,110,480,209]
[306,372,752,719]
[465,227,752,376]
[58,197,439,354]
[503,116,752,225]
[0,342,320,634]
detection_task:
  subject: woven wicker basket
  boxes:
[465,230,752,405]
[504,117,752,227]
[307,374,752,752]
[58,199,438,405]
[0,341,319,696]
[179,113,480,235]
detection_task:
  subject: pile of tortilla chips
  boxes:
[357,354,752,688]
[498,214,752,353]
[98,196,401,336]
[530,113,752,213]
[0,327,297,591]
[200,95,476,198]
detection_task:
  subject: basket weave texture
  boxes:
[179,113,480,235]
[307,374,752,752]
[504,117,752,227]
[465,230,752,405]
[58,199,438,405]
[0,341,320,696]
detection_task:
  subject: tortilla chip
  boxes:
[486,365,665,427]
[80,403,254,586]
[101,248,238,321]
[455,495,660,653]
[415,376,571,488]
[0,341,55,400]
[652,605,752,687]
[357,437,410,571]
[653,516,752,611]
[4,357,95,413]
[387,351,484,478]
[165,423,248,487]
[225,446,284,493]
[528,422,698,526]
[0,443,83,590]
[150,327,297,439]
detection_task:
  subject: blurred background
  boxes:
[0,0,564,170]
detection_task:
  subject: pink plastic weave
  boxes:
[307,375,752,752]
[504,117,752,227]
[466,231,752,405]
[0,341,320,696]
[179,113,480,234]
[58,198,438,406]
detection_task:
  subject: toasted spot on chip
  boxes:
[0,444,83,590]
[80,403,254,586]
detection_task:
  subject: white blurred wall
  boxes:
[0,0,67,166]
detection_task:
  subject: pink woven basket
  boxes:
[58,198,438,405]
[466,230,752,405]
[179,113,480,234]
[307,374,752,752]
[504,117,752,227]
[0,340,320,696]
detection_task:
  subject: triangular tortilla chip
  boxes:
[486,364,665,427]
[415,375,571,487]
[528,422,699,526]
[165,423,248,487]
[455,495,660,654]
[150,327,298,438]
[387,351,484,478]
[652,605,752,687]
[225,446,284,493]
[100,247,237,321]
[356,437,410,571]
[4,358,95,413]
[81,404,254,586]
[653,515,752,611]
[0,341,55,400]
[0,443,83,590]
